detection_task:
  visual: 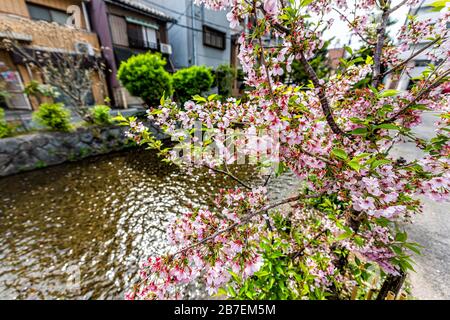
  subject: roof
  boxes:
[105,0,176,22]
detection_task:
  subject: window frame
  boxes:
[27,2,69,25]
[202,25,226,50]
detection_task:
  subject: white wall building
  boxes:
[142,0,233,69]
[387,0,449,90]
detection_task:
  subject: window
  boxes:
[127,23,144,48]
[27,3,69,25]
[0,64,31,110]
[142,27,157,49]
[203,26,226,50]
[109,15,129,47]
[415,59,431,67]
[127,23,158,50]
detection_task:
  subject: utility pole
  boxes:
[191,0,197,65]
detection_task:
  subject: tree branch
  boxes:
[388,0,408,14]
[257,5,346,136]
[170,193,323,258]
[382,69,450,123]
[202,164,253,190]
[298,51,346,136]
[372,4,390,87]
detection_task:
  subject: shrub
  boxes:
[0,108,11,138]
[117,53,172,107]
[215,64,236,97]
[32,103,71,132]
[90,105,112,126]
[172,65,214,104]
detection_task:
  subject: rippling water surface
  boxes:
[0,149,297,299]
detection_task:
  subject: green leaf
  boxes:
[380,89,400,97]
[404,242,422,255]
[430,0,447,11]
[208,93,219,101]
[371,159,391,169]
[160,91,166,106]
[365,55,374,65]
[192,95,207,103]
[300,0,314,6]
[395,231,407,242]
[331,148,348,160]
[347,159,361,172]
[353,153,371,160]
[275,161,288,177]
[344,45,353,56]
[227,285,236,296]
[336,231,353,241]
[216,288,228,297]
[368,85,379,94]
[375,123,400,130]
[349,127,368,135]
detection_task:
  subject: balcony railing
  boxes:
[128,37,158,50]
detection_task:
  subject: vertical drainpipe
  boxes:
[191,0,196,65]
[87,0,119,105]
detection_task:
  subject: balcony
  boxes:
[128,37,158,51]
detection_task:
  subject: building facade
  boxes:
[143,0,233,69]
[386,0,450,91]
[87,0,175,107]
[0,0,106,112]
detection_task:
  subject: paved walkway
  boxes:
[391,112,450,299]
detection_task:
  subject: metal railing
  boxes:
[128,37,158,50]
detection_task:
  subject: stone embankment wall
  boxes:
[0,124,164,177]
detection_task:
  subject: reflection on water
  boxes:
[0,148,297,299]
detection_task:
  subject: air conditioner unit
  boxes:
[160,43,172,55]
[74,42,95,56]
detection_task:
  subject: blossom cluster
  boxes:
[127,188,267,299]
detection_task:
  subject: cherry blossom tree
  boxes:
[118,0,450,300]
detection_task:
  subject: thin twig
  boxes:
[331,8,375,46]
[298,51,346,136]
[257,4,346,136]
[382,69,450,123]
[202,164,253,190]
[379,36,444,79]
[291,229,328,259]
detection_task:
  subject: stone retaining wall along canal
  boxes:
[0,124,164,177]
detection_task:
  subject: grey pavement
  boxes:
[391,112,450,299]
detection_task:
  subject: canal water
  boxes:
[0,148,297,299]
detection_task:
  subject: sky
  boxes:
[309,0,412,49]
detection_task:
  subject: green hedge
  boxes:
[172,65,214,104]
[0,108,11,138]
[117,53,172,108]
[32,103,71,132]
[215,64,236,98]
[90,105,112,126]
